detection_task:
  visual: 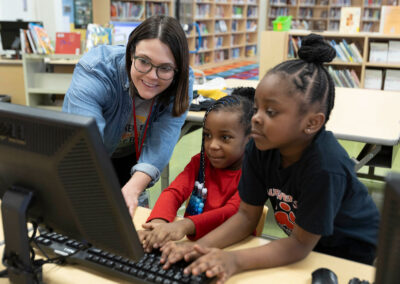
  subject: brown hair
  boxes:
[125,15,190,117]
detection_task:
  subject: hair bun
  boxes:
[298,33,336,64]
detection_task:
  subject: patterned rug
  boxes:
[202,61,259,81]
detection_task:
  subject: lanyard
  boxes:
[132,96,155,161]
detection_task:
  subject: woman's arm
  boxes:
[121,171,152,216]
[135,68,194,186]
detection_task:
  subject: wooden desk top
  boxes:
[0,207,375,284]
[189,81,400,146]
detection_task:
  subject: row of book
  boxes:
[330,39,363,63]
[20,23,54,55]
[110,2,144,20]
[288,36,363,64]
[365,69,400,91]
[111,1,170,20]
[145,2,169,18]
[369,41,400,64]
[327,66,361,88]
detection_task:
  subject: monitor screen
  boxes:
[0,102,144,261]
[375,172,400,284]
[110,21,141,46]
[0,21,42,52]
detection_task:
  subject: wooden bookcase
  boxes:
[22,54,80,110]
[259,31,400,91]
[266,0,399,32]
[93,0,259,68]
[93,0,173,24]
[183,0,259,67]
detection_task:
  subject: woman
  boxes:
[63,15,194,217]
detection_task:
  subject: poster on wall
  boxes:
[74,0,92,29]
[339,7,361,33]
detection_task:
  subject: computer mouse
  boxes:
[311,268,338,284]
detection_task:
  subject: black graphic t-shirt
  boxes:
[239,129,380,253]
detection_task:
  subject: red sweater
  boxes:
[147,153,241,240]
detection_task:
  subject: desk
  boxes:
[161,81,400,188]
[0,207,375,284]
[0,59,25,105]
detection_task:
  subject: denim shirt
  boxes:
[62,45,194,187]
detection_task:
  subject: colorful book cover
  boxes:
[339,7,361,33]
[55,32,81,55]
[28,23,54,54]
[85,24,112,53]
[380,6,400,35]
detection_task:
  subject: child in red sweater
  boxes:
[138,87,255,252]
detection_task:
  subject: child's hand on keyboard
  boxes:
[159,241,198,269]
[184,244,239,284]
[140,219,195,252]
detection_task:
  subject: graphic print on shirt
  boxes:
[267,188,298,236]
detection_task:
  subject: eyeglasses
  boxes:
[132,56,177,81]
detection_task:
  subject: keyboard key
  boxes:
[146,273,156,281]
[129,268,138,276]
[105,260,114,267]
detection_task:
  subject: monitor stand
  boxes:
[1,186,42,284]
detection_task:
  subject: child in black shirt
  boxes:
[159,34,380,283]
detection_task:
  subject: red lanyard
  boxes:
[132,96,155,161]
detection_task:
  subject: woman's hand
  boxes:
[184,245,240,284]
[121,171,152,217]
[141,219,194,252]
[160,241,199,269]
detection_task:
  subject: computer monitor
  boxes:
[110,21,141,46]
[0,102,144,281]
[0,20,42,57]
[374,171,400,284]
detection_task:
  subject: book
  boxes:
[331,40,347,62]
[55,32,81,55]
[28,23,54,54]
[339,42,353,62]
[364,69,383,90]
[384,69,400,91]
[369,42,388,63]
[85,24,112,52]
[26,29,37,54]
[387,40,400,64]
[339,7,361,33]
[19,29,32,54]
[349,42,363,63]
[350,69,361,87]
[380,6,400,35]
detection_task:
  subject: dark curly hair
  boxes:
[266,33,336,123]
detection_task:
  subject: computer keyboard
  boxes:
[34,231,213,284]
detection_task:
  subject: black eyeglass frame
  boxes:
[132,55,178,81]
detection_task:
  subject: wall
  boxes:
[0,0,67,42]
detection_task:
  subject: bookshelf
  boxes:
[259,31,400,91]
[183,0,259,67]
[93,0,259,67]
[22,54,80,110]
[266,0,399,32]
[93,0,173,25]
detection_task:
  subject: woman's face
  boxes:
[130,38,176,100]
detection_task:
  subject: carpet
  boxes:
[202,61,259,81]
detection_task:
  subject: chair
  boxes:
[255,205,268,237]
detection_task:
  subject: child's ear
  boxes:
[304,112,325,135]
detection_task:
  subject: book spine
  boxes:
[26,29,37,54]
